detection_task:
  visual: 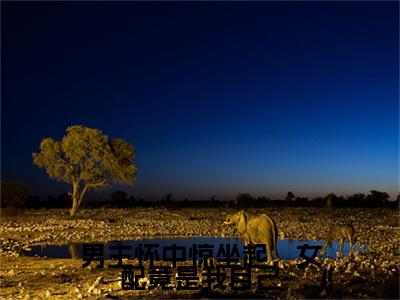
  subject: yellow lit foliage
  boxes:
[33,125,137,216]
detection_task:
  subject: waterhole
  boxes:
[23,237,365,260]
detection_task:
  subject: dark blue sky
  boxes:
[2,2,398,200]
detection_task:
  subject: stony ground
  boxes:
[0,207,399,299]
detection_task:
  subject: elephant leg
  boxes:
[349,241,353,256]
[338,239,344,258]
[348,235,353,256]
[243,233,251,246]
[273,239,280,260]
[266,242,273,265]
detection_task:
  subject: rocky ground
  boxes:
[0,207,399,299]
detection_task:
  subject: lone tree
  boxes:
[33,125,137,216]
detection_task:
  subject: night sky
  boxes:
[2,2,398,200]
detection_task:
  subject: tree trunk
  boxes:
[77,185,88,209]
[69,181,79,217]
[70,195,79,217]
[69,180,105,217]
[69,182,88,217]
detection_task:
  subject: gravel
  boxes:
[0,207,398,299]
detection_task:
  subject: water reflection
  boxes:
[68,243,79,259]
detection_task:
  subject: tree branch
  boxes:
[86,179,107,189]
[77,184,88,208]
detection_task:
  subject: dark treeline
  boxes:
[1,181,398,210]
[7,188,399,210]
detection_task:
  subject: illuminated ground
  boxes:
[0,207,399,299]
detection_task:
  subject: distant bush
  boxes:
[233,193,272,208]
[365,190,389,206]
[234,193,255,208]
[111,190,128,207]
[25,195,41,209]
[1,181,29,214]
[109,190,139,208]
[16,189,398,210]
[295,197,309,206]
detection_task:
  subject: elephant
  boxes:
[224,210,280,264]
[320,224,354,258]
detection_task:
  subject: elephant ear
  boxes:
[237,211,247,234]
